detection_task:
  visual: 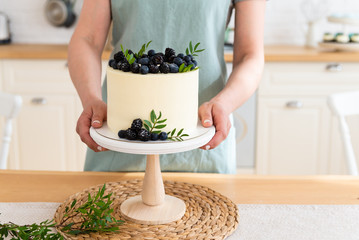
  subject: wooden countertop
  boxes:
[1,44,359,62]
[1,170,359,204]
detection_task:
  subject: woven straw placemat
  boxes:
[54,180,239,239]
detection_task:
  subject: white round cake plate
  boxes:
[318,42,359,52]
[90,121,215,155]
[90,121,215,225]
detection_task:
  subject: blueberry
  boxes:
[131,118,143,131]
[151,132,159,141]
[125,128,137,140]
[128,49,134,56]
[109,59,116,67]
[118,130,127,138]
[138,57,150,65]
[141,54,148,58]
[184,55,191,63]
[169,63,179,73]
[173,57,184,67]
[188,54,194,61]
[148,49,156,57]
[131,62,140,73]
[187,61,195,70]
[177,53,185,59]
[192,60,197,67]
[159,132,168,140]
[137,129,151,141]
[140,65,149,74]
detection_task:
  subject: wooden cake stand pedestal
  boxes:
[90,122,215,225]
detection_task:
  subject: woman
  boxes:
[68,0,265,174]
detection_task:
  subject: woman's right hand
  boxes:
[76,99,108,152]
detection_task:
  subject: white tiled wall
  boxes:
[1,0,359,45]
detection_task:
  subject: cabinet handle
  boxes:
[31,97,47,105]
[326,63,343,72]
[286,101,303,109]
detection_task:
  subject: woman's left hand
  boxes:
[198,100,232,150]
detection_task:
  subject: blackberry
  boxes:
[118,130,127,139]
[169,63,179,73]
[138,57,150,65]
[116,61,122,70]
[120,62,131,72]
[125,128,137,140]
[159,132,168,140]
[140,65,149,74]
[149,64,159,73]
[173,57,184,67]
[148,49,156,57]
[128,50,134,56]
[184,55,191,63]
[141,54,148,58]
[167,55,176,63]
[177,53,185,59]
[114,51,125,62]
[137,129,151,141]
[111,60,119,69]
[165,48,176,58]
[152,54,164,65]
[131,118,143,131]
[131,62,140,73]
[159,62,170,74]
[151,132,159,141]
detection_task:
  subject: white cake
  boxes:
[107,67,199,135]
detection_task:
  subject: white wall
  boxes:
[1,0,359,44]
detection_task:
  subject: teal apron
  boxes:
[85,0,237,174]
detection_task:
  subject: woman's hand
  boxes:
[198,100,232,150]
[76,99,108,152]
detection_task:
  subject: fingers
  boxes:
[198,102,213,127]
[91,101,107,128]
[76,102,108,152]
[199,102,231,150]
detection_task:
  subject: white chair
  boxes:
[0,92,22,169]
[328,91,359,176]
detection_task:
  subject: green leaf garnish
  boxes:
[185,41,205,57]
[135,40,152,58]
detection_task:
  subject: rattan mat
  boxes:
[54,180,239,239]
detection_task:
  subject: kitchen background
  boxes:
[1,0,359,174]
[1,0,359,44]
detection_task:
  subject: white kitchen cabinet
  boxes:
[1,59,107,171]
[256,62,359,175]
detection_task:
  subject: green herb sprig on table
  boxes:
[144,110,189,141]
[0,184,124,239]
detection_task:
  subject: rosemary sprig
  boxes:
[185,41,205,57]
[0,184,124,239]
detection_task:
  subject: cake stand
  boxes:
[89,122,215,225]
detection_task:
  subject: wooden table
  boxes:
[1,170,359,204]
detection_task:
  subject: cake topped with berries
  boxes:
[107,41,204,142]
